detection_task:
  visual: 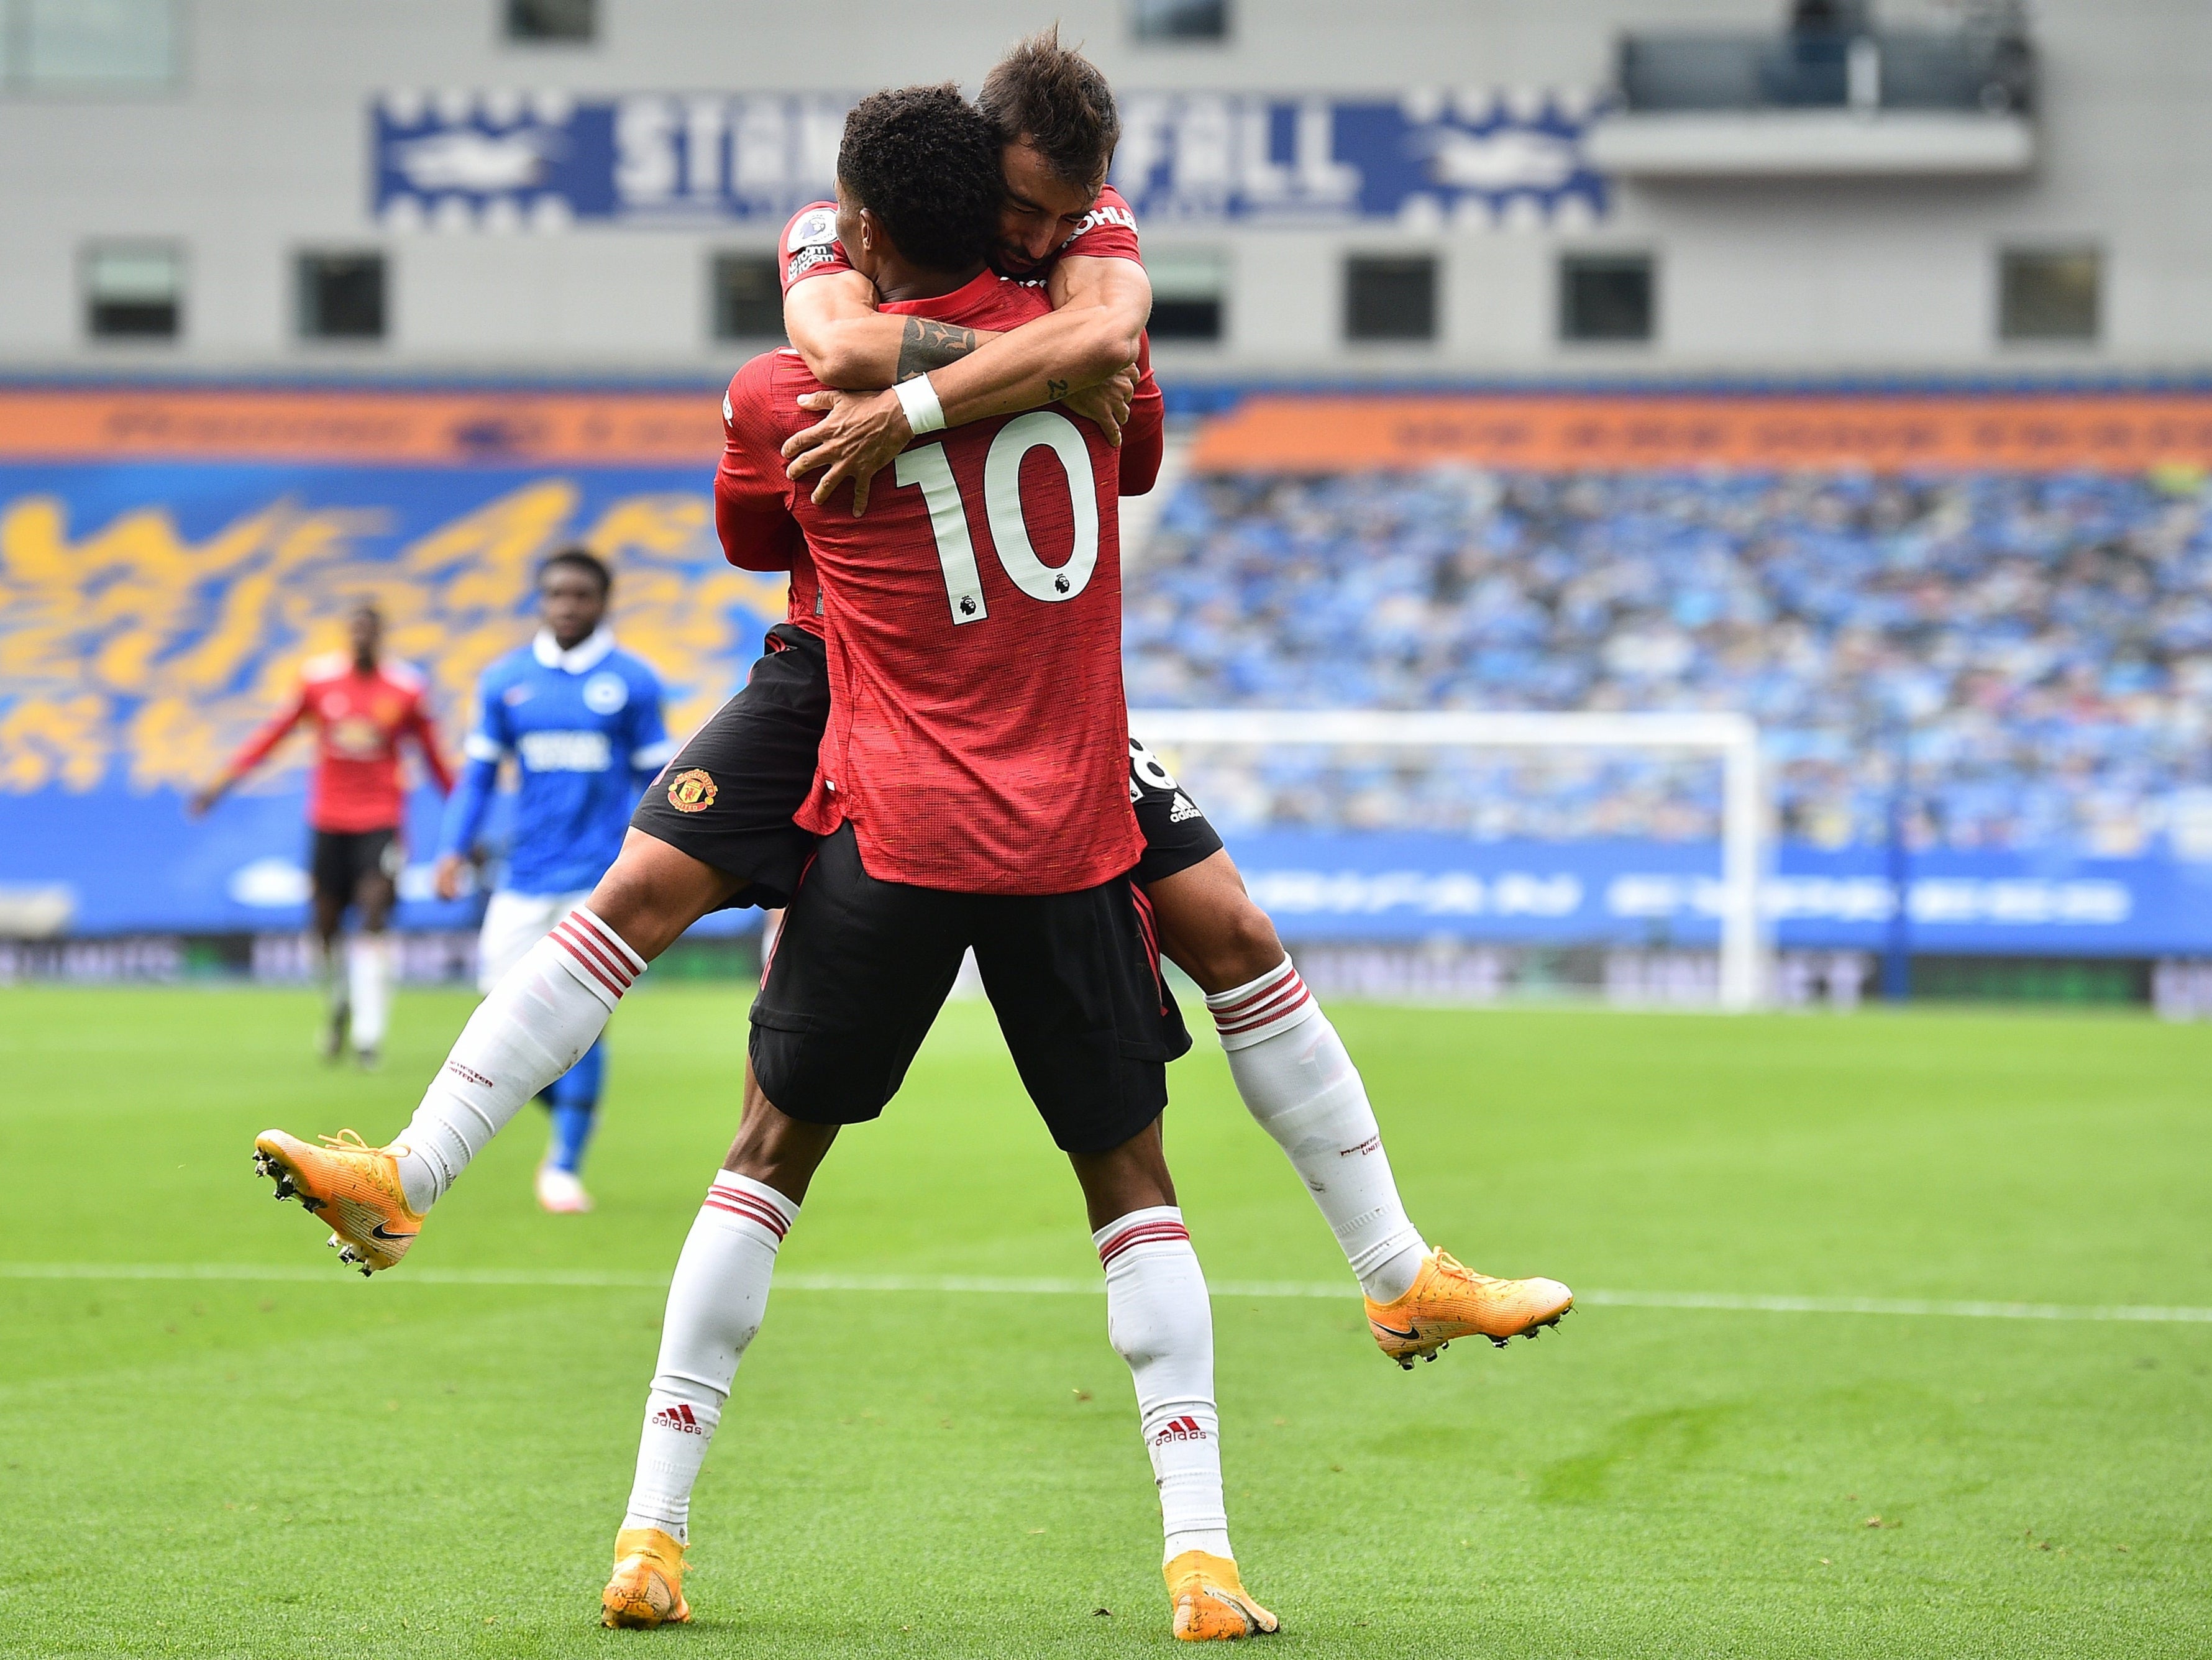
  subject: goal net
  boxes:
[1128,708,1772,1010]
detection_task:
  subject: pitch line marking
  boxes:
[1,1262,2208,1325]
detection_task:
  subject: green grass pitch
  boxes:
[1,984,2207,1658]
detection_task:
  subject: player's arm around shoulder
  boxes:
[782,203,1153,516]
[778,199,1007,391]
[1049,253,1154,439]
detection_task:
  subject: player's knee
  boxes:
[1179,893,1285,993]
[585,837,721,961]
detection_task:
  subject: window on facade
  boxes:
[1999,247,2098,343]
[1345,255,1437,344]
[1146,249,1227,342]
[1560,253,1655,343]
[711,253,784,341]
[505,0,594,42]
[84,244,181,339]
[1131,0,1227,42]
[298,252,387,341]
[4,0,176,88]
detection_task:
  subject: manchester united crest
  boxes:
[667,768,718,813]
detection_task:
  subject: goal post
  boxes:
[1128,708,1773,1011]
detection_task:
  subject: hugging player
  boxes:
[252,30,1567,1369]
[611,87,1270,1636]
[248,40,1573,1646]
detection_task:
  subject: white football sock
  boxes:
[347,933,394,1052]
[390,907,644,1211]
[622,1172,796,1543]
[1097,1207,1232,1564]
[313,934,344,1015]
[1207,959,1427,1304]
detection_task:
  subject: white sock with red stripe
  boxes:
[389,906,645,1211]
[1205,957,1427,1304]
[622,1171,797,1543]
[1096,1206,1233,1564]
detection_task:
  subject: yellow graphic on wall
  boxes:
[0,473,790,795]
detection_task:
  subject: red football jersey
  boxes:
[717,270,1148,895]
[224,654,452,833]
[777,185,1143,295]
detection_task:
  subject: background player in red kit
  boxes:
[193,603,452,1067]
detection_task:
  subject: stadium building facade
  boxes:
[0,0,2202,378]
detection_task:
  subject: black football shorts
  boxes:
[632,624,1223,908]
[629,622,826,911]
[309,826,402,903]
[749,823,1192,1155]
[1127,735,1225,886]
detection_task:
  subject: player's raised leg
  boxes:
[253,831,730,1273]
[254,629,825,1273]
[603,1071,832,1628]
[465,887,608,1215]
[1145,846,1572,1364]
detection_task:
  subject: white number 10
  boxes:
[892,409,1100,626]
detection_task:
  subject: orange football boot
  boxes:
[1166,1551,1277,1641]
[602,1528,692,1629]
[1366,1249,1572,1367]
[252,1128,424,1275]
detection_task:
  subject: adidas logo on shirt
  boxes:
[1168,793,1202,824]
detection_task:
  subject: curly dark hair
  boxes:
[977,25,1120,187]
[836,85,1002,276]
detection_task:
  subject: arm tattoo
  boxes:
[895,317,980,381]
[1046,378,1070,403]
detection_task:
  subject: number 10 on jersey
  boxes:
[892,409,1101,626]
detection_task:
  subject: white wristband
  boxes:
[893,373,946,437]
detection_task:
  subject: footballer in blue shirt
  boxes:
[435,549,677,1212]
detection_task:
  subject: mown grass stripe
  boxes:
[3,1261,2207,1323]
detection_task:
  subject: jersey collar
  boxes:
[533,626,616,674]
[877,267,1003,318]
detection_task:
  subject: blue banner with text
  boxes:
[370,88,1608,231]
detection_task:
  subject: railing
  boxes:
[1619,28,2034,116]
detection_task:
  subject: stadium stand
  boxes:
[1127,466,2212,858]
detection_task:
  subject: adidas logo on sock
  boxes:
[649,1403,705,1436]
[1168,793,1202,823]
[1151,1415,1209,1446]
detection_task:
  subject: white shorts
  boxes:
[477,888,592,994]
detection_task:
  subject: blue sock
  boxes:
[545,1039,605,1174]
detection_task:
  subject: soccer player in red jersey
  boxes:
[599,88,1273,1637]
[255,88,1268,1640]
[773,35,1573,1370]
[256,43,1567,1354]
[192,603,452,1067]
